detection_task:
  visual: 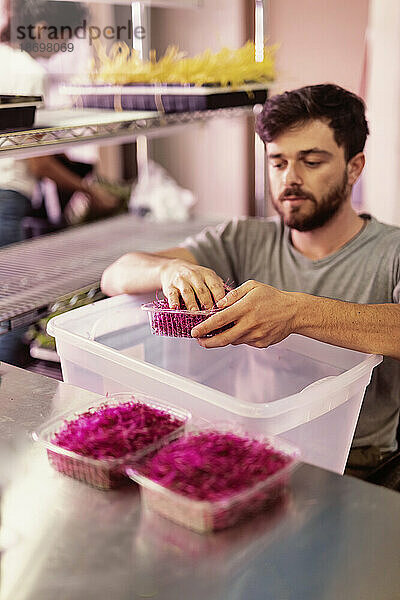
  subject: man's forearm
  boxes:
[293,293,400,359]
[190,280,400,357]
[100,252,172,296]
[100,246,198,297]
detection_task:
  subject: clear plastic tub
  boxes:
[33,392,191,490]
[127,431,299,533]
[47,294,383,474]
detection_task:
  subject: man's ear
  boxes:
[347,152,365,185]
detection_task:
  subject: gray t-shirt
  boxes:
[182,215,400,451]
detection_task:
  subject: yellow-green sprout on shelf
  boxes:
[90,41,277,87]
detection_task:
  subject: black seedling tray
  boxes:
[0,95,43,132]
[64,83,268,113]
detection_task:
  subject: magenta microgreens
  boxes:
[51,399,184,461]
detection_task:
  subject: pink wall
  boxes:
[149,0,250,220]
[364,0,400,225]
[268,0,369,95]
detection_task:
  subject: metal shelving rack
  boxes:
[0,0,266,333]
[0,214,220,333]
[0,106,256,160]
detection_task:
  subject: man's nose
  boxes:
[284,163,303,186]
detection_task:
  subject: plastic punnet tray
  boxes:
[141,302,232,338]
[33,391,191,489]
[47,294,383,474]
[127,430,299,533]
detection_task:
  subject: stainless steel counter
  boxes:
[0,362,399,600]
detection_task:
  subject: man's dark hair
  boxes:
[1,0,87,42]
[256,83,369,162]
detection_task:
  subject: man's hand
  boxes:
[160,260,226,311]
[191,279,400,361]
[191,280,299,348]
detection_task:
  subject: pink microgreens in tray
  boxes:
[127,429,299,532]
[33,392,190,490]
[141,297,233,338]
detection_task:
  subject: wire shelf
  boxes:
[0,106,255,159]
[0,214,219,332]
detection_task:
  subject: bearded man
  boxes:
[101,84,400,478]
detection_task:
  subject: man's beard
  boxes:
[272,172,349,232]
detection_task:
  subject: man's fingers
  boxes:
[188,271,225,309]
[166,278,220,311]
[204,274,226,304]
[189,276,215,309]
[191,305,237,338]
[166,287,180,309]
[162,264,228,311]
[178,283,200,311]
[217,280,256,308]
[196,323,244,348]
[191,301,251,339]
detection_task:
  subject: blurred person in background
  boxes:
[0,0,119,248]
[0,0,119,365]
[101,84,400,479]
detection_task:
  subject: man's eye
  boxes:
[272,162,285,169]
[304,161,322,167]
